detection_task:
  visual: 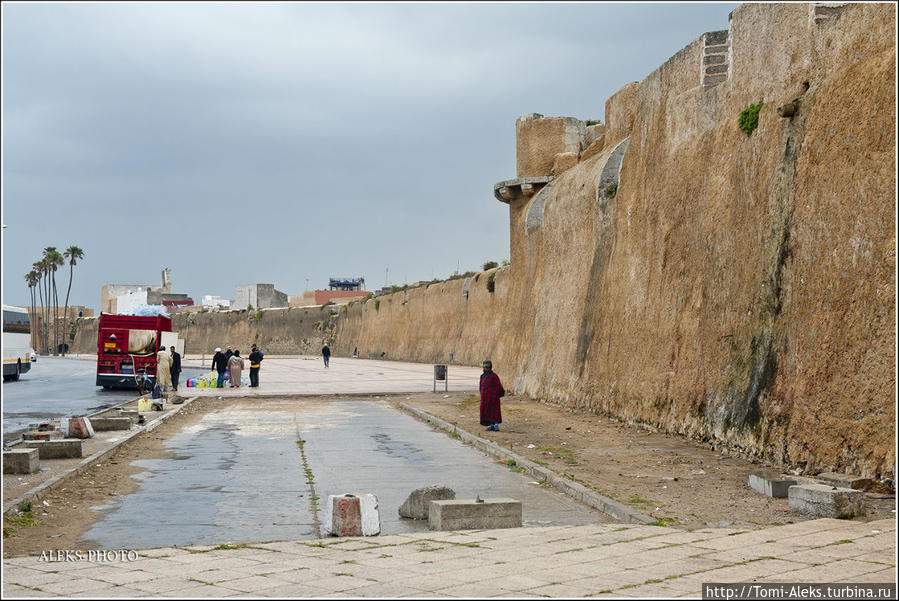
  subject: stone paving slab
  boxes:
[3,518,894,597]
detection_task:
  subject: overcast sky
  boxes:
[2,2,738,312]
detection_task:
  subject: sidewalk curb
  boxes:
[3,396,200,516]
[398,403,655,525]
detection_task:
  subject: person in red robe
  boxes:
[479,360,505,431]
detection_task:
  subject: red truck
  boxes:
[96,313,173,389]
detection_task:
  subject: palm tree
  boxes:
[62,246,85,356]
[33,259,47,353]
[25,270,40,351]
[49,250,64,354]
[42,247,62,354]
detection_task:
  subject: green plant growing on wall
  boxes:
[254,309,263,321]
[391,285,400,292]
[501,259,510,267]
[362,293,373,303]
[374,299,380,311]
[341,305,348,315]
[605,183,618,198]
[487,273,496,293]
[585,119,602,126]
[246,304,254,311]
[482,260,499,270]
[738,101,763,136]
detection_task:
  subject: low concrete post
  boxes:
[429,498,522,530]
[22,439,84,459]
[4,448,40,474]
[788,484,866,518]
[324,493,381,537]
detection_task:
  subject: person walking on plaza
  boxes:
[228,350,245,387]
[156,345,173,392]
[224,346,233,362]
[212,347,228,388]
[169,346,182,391]
[479,359,504,431]
[248,344,263,388]
[322,344,331,368]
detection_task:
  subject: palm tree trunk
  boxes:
[30,287,36,352]
[37,274,46,353]
[63,263,74,356]
[52,273,59,355]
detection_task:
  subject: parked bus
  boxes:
[3,305,32,381]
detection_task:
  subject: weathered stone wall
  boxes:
[71,305,340,358]
[70,3,895,479]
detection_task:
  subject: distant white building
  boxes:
[202,295,232,311]
[116,288,149,315]
[234,284,288,310]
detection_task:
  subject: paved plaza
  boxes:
[3,518,895,597]
[3,356,896,597]
[180,356,482,397]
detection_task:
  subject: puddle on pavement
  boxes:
[82,400,608,549]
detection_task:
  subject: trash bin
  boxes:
[433,365,448,392]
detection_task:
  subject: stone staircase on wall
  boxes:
[811,3,847,26]
[702,30,730,90]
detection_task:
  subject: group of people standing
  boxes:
[154,345,182,392]
[210,344,264,388]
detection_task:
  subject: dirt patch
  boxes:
[394,392,896,529]
[2,397,219,558]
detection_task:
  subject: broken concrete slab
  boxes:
[4,448,40,474]
[22,439,84,460]
[429,498,522,531]
[398,485,456,520]
[748,470,797,498]
[816,472,875,491]
[788,483,866,519]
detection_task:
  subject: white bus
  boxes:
[3,305,32,381]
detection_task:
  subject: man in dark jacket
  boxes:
[248,344,263,387]
[169,346,182,391]
[322,344,331,368]
[211,347,228,388]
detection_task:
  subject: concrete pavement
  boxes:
[3,518,894,597]
[181,356,481,397]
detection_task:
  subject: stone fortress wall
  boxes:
[71,3,895,480]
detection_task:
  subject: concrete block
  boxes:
[22,431,63,441]
[399,485,456,520]
[429,498,522,531]
[816,472,874,491]
[60,417,94,439]
[22,439,84,459]
[90,417,133,431]
[116,410,139,421]
[324,493,380,537]
[788,484,866,519]
[4,448,40,474]
[747,470,797,498]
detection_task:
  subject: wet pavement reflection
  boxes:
[83,400,605,548]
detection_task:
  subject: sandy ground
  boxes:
[394,392,896,530]
[3,392,894,558]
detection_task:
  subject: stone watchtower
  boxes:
[494,114,588,269]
